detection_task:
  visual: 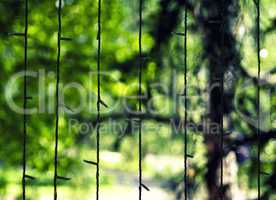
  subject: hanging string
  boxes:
[96,0,102,199]
[22,0,29,199]
[54,0,62,199]
[138,0,143,199]
[255,0,261,199]
[138,0,150,197]
[183,6,188,200]
[219,2,225,198]
[82,1,104,199]
[219,55,224,197]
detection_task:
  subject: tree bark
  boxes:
[195,0,240,199]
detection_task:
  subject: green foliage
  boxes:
[0,0,275,199]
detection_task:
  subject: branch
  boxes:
[113,0,194,73]
[263,18,276,34]
[235,64,274,86]
[230,129,276,148]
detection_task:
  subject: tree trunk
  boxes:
[196,0,240,199]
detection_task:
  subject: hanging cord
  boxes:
[22,0,29,199]
[54,0,62,199]
[137,0,150,198]
[255,0,261,199]
[138,0,143,199]
[83,1,104,199]
[172,7,193,200]
[219,49,224,197]
[219,1,225,198]
[96,0,102,199]
[183,6,188,200]
[170,7,192,200]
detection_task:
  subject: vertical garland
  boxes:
[138,0,143,199]
[53,2,73,199]
[96,0,102,198]
[8,1,36,198]
[137,0,150,198]
[220,1,225,197]
[183,7,188,200]
[255,0,261,199]
[54,0,62,199]
[219,51,224,198]
[173,7,192,199]
[83,0,102,199]
[22,0,29,199]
